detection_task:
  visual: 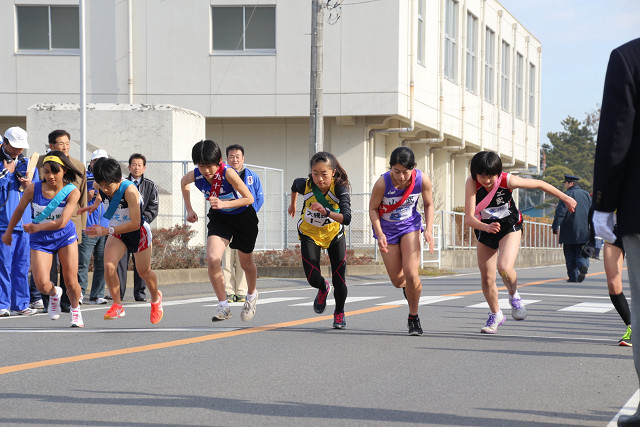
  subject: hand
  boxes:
[1,232,11,246]
[377,234,389,253]
[85,225,106,237]
[18,177,30,190]
[564,197,577,213]
[3,160,15,173]
[552,229,558,235]
[208,196,224,210]
[287,204,296,218]
[484,222,501,234]
[23,223,38,234]
[424,231,434,254]
[593,210,616,243]
[186,210,198,223]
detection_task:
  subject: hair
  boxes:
[389,146,417,170]
[42,150,82,183]
[92,157,123,184]
[470,151,503,181]
[308,151,350,189]
[48,130,71,146]
[129,153,146,166]
[225,144,245,157]
[191,140,222,166]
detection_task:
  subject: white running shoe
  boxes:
[11,307,37,316]
[70,309,84,328]
[480,311,505,334]
[0,309,10,317]
[509,297,527,320]
[240,292,258,322]
[90,297,108,305]
[48,286,63,320]
[212,304,232,321]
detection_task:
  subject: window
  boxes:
[515,53,524,118]
[444,0,458,81]
[417,0,425,65]
[465,12,478,93]
[500,40,510,111]
[16,5,79,51]
[528,63,536,125]
[484,27,495,103]
[212,6,276,53]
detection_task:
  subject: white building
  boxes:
[0,0,541,212]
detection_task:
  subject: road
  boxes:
[0,262,635,426]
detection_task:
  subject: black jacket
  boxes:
[128,173,159,224]
[593,38,640,237]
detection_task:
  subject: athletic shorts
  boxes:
[474,220,523,250]
[30,222,77,254]
[375,216,423,245]
[112,222,152,253]
[207,205,259,254]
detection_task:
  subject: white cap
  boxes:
[90,148,108,161]
[3,127,29,149]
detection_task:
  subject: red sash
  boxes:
[378,170,417,216]
[209,163,226,197]
[474,173,503,220]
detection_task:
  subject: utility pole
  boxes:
[309,0,324,158]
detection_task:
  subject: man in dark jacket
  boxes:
[116,153,159,301]
[592,38,640,426]
[552,174,592,282]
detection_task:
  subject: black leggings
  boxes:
[300,233,347,314]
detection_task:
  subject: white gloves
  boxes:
[593,210,616,243]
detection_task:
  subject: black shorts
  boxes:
[474,220,523,250]
[113,223,152,253]
[207,206,259,253]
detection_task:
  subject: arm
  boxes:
[210,168,253,209]
[89,186,141,237]
[509,175,576,213]
[143,180,159,223]
[463,176,501,233]
[368,176,389,253]
[76,163,88,230]
[1,183,34,245]
[25,188,81,234]
[180,170,198,223]
[287,178,305,217]
[77,182,102,216]
[312,184,351,225]
[421,173,435,254]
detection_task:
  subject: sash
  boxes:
[209,163,226,198]
[378,169,416,216]
[103,180,134,220]
[474,173,503,220]
[311,181,340,213]
[32,183,76,224]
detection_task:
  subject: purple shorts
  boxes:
[374,216,423,245]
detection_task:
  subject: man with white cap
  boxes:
[0,127,38,316]
[77,149,110,305]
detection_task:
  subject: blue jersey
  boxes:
[194,165,247,214]
[30,181,77,245]
[0,153,39,232]
[85,171,108,228]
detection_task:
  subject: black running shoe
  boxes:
[313,281,331,314]
[408,315,423,336]
[333,312,346,329]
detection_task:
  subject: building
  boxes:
[0,0,541,213]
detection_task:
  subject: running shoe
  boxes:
[240,293,257,322]
[90,297,108,305]
[577,265,588,283]
[11,307,37,316]
[408,315,423,336]
[313,281,331,314]
[333,312,346,329]
[212,304,232,321]
[226,294,235,303]
[104,303,125,320]
[0,309,10,317]
[48,286,63,320]
[70,308,84,328]
[150,291,164,324]
[30,299,45,310]
[509,296,527,320]
[481,311,505,334]
[78,294,84,305]
[620,325,633,347]
[235,295,246,302]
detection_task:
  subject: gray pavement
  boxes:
[0,261,636,426]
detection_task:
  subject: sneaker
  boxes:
[150,291,164,324]
[333,312,346,329]
[240,293,257,322]
[78,294,84,305]
[70,309,84,328]
[90,297,108,305]
[0,309,10,317]
[48,286,63,320]
[577,265,588,283]
[212,304,232,321]
[509,297,527,320]
[104,303,125,320]
[235,295,246,303]
[313,281,331,314]
[226,294,235,303]
[408,315,423,336]
[620,325,633,347]
[481,311,505,334]
[11,307,37,316]
[30,299,45,310]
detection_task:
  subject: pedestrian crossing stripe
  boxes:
[559,302,614,313]
[378,295,462,306]
[466,298,541,310]
[291,296,383,307]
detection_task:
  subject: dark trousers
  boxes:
[117,252,147,300]
[563,243,590,282]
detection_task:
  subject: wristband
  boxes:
[323,208,330,217]
[108,226,115,235]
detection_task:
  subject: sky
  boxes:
[498,0,640,146]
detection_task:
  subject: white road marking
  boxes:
[559,302,614,313]
[291,296,384,307]
[609,389,639,427]
[204,297,307,307]
[467,298,540,310]
[379,295,462,306]
[0,327,238,334]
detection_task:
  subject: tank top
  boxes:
[31,181,71,224]
[380,169,423,223]
[475,172,521,224]
[193,166,246,214]
[99,182,144,228]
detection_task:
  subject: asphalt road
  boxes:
[0,261,636,426]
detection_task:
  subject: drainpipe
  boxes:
[496,9,502,156]
[536,45,542,175]
[128,0,134,104]
[442,0,466,154]
[503,22,517,167]
[479,0,486,150]
[524,35,530,169]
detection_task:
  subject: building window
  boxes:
[212,6,276,53]
[515,53,524,119]
[500,40,510,111]
[444,0,458,81]
[484,27,495,103]
[16,5,79,51]
[529,63,536,125]
[465,12,478,93]
[417,0,425,65]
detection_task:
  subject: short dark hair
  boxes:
[42,150,82,183]
[129,153,146,166]
[389,147,417,170]
[191,140,222,166]
[92,157,122,184]
[48,130,71,146]
[470,151,503,181]
[225,144,244,157]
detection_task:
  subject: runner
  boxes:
[369,146,434,336]
[80,157,163,324]
[2,151,84,327]
[464,151,576,333]
[287,151,351,329]
[180,140,259,322]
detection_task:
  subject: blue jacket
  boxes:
[552,184,592,244]
[243,167,264,213]
[0,149,39,232]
